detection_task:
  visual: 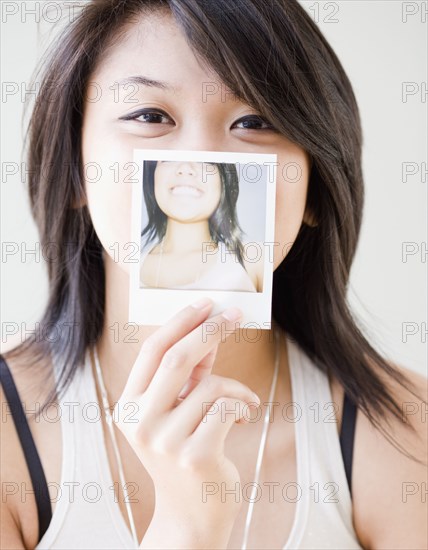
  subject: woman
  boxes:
[139,160,262,291]
[1,1,426,549]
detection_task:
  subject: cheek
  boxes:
[208,174,222,201]
[154,168,176,211]
[154,181,165,210]
[211,178,222,207]
[273,151,310,270]
[82,124,134,274]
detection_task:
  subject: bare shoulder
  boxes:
[351,362,428,549]
[1,345,58,550]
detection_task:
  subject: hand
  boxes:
[114,298,260,546]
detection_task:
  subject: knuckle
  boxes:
[140,337,161,357]
[121,407,152,447]
[215,396,246,412]
[201,374,224,395]
[151,435,177,457]
[215,377,255,402]
[131,423,152,447]
[161,348,187,370]
[178,446,210,472]
[214,396,229,408]
[201,375,251,401]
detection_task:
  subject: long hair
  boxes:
[141,160,246,267]
[4,0,426,463]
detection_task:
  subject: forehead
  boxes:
[91,10,232,100]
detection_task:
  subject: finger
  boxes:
[190,397,257,452]
[122,298,214,400]
[142,308,242,415]
[163,376,259,443]
[177,344,219,399]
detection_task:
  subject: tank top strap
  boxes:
[282,333,311,548]
[0,354,52,544]
[35,349,83,548]
[287,336,354,530]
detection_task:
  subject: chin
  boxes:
[167,210,208,221]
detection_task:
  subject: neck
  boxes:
[95,250,289,408]
[161,219,213,253]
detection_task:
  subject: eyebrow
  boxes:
[116,75,178,92]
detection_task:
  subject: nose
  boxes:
[176,162,196,176]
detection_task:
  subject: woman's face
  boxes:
[153,161,221,222]
[81,10,311,273]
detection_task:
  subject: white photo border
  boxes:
[129,149,278,329]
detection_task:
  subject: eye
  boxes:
[119,109,276,131]
[233,116,275,131]
[119,109,172,124]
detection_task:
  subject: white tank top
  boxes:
[35,332,363,549]
[139,240,258,292]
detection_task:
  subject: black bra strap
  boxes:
[0,354,52,544]
[339,391,358,499]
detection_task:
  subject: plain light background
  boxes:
[1,1,427,376]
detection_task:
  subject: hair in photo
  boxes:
[141,160,247,268]
[6,0,426,465]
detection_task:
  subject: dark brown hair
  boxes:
[5,0,426,464]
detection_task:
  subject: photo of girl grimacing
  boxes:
[1,0,426,549]
[139,160,262,292]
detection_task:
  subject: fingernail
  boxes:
[190,297,213,310]
[222,307,242,322]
